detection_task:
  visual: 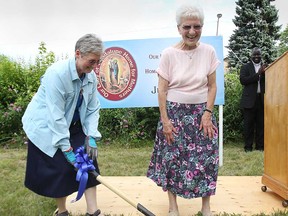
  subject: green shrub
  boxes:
[223,70,243,142]
[0,55,29,137]
[99,107,159,146]
[0,43,56,146]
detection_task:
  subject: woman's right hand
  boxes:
[158,76,177,144]
[162,119,177,145]
[63,147,76,166]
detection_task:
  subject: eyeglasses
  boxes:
[81,55,101,65]
[87,59,100,65]
[181,25,202,31]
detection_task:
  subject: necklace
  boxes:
[184,50,195,59]
[178,41,199,59]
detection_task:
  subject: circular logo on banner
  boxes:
[94,47,138,101]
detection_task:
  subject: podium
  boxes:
[261,51,288,207]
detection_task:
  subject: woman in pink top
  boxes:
[147,4,220,216]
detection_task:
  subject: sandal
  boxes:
[86,209,101,216]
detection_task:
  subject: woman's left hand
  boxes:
[85,136,98,160]
[199,112,218,139]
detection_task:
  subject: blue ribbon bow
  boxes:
[71,146,96,203]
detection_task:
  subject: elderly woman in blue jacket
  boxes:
[22,34,104,216]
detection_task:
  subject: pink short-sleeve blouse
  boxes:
[157,42,220,104]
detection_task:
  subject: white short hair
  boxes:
[176,4,204,26]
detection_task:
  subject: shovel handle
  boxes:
[90,170,155,216]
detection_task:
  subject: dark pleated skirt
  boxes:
[24,121,100,198]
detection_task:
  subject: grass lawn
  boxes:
[0,141,286,216]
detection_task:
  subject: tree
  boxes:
[277,24,288,57]
[227,0,281,70]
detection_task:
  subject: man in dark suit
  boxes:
[240,47,267,152]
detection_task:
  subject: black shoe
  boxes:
[54,210,69,216]
[86,209,101,216]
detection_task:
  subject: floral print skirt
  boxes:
[147,101,219,199]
